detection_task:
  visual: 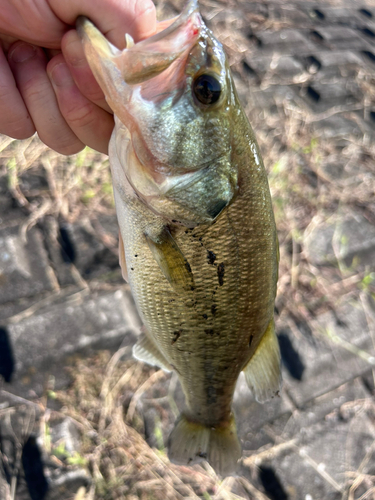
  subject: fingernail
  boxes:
[9,44,36,63]
[50,62,74,87]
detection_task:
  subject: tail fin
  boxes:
[168,414,241,476]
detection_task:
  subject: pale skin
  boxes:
[0,0,157,155]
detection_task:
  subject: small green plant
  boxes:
[360,272,375,290]
[53,441,88,466]
[67,451,88,467]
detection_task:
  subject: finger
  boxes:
[48,0,157,46]
[8,41,84,155]
[48,55,114,154]
[62,30,111,113]
[0,4,67,48]
[0,43,35,139]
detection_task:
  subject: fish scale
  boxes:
[78,0,281,476]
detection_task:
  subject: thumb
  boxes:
[47,0,156,47]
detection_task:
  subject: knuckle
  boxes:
[64,101,97,129]
[22,77,51,103]
[81,86,105,104]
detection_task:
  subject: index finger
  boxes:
[47,0,157,47]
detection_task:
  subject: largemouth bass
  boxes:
[77,0,281,476]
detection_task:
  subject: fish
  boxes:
[77,0,281,476]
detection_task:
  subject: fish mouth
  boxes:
[77,0,202,130]
[77,0,201,85]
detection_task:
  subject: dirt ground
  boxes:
[1,0,375,499]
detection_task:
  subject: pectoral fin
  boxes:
[133,330,172,372]
[243,318,282,403]
[145,227,194,295]
[118,231,128,282]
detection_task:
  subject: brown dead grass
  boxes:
[49,351,269,500]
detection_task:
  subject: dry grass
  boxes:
[0,135,114,232]
[42,352,269,500]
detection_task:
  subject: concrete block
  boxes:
[5,288,141,395]
[304,211,375,268]
[258,29,315,53]
[0,226,56,305]
[281,298,374,408]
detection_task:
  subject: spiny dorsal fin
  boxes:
[243,318,282,403]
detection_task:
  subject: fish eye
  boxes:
[193,74,221,105]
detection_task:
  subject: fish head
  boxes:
[78,0,240,226]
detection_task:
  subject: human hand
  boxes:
[0,0,156,154]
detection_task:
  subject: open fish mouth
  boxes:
[76,0,201,96]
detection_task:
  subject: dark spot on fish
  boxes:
[205,329,214,336]
[190,286,195,291]
[131,267,134,271]
[207,199,227,219]
[168,299,175,303]
[202,314,208,320]
[172,219,178,223]
[249,334,254,347]
[172,331,181,344]
[185,261,192,273]
[198,237,202,242]
[184,230,189,234]
[134,254,138,257]
[217,262,225,286]
[207,250,216,265]
[197,451,207,459]
[192,234,197,238]
[223,366,229,370]
[211,304,217,316]
[207,386,217,404]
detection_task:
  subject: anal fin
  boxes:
[145,226,194,295]
[118,230,128,282]
[133,330,172,373]
[243,318,282,403]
